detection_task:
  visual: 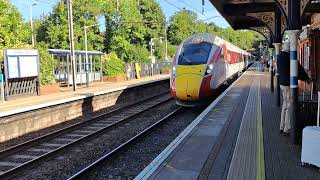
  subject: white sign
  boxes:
[19,56,38,77]
[6,49,38,56]
[7,56,19,78]
[4,49,39,79]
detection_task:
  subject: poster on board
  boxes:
[19,56,38,77]
[7,56,19,78]
[4,49,39,79]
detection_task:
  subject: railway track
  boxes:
[68,107,183,180]
[0,93,172,179]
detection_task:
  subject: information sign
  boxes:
[4,49,39,79]
[7,56,19,78]
[19,56,38,77]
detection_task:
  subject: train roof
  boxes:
[182,33,250,55]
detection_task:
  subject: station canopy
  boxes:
[48,49,104,55]
[208,0,320,43]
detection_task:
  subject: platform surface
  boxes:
[0,74,169,117]
[135,63,320,180]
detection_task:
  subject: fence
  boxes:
[125,62,171,80]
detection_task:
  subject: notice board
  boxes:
[4,49,39,79]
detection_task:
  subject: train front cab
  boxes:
[171,41,223,105]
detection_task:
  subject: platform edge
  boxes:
[134,73,246,180]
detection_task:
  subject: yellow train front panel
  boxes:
[175,64,206,101]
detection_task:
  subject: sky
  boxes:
[10,0,230,29]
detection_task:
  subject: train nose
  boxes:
[175,74,202,101]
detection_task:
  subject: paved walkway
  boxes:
[135,63,320,180]
[0,74,169,117]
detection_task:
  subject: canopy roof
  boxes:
[48,49,104,55]
[208,0,320,42]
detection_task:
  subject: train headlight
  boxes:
[172,66,176,76]
[205,64,214,75]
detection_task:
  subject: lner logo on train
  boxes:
[170,33,253,107]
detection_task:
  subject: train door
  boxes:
[211,47,227,88]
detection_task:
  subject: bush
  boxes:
[36,43,57,85]
[126,44,150,63]
[167,43,178,58]
[103,52,125,76]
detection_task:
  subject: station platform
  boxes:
[0,74,169,117]
[135,63,320,180]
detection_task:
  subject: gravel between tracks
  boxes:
[0,105,121,152]
[13,99,178,180]
[0,94,167,152]
[86,107,205,180]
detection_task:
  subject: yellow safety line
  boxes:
[256,80,265,180]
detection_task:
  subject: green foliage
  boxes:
[104,0,166,62]
[167,10,198,45]
[0,0,31,61]
[139,0,166,43]
[167,44,178,58]
[214,27,261,50]
[154,40,166,61]
[36,43,57,85]
[102,52,125,76]
[36,0,104,51]
[167,10,261,50]
[127,44,150,63]
[104,0,146,52]
[153,41,177,62]
[1,0,261,68]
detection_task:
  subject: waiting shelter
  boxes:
[48,49,104,87]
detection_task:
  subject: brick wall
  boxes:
[0,80,169,142]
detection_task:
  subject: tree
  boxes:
[36,0,104,51]
[0,0,31,60]
[36,42,57,85]
[167,10,198,45]
[139,0,166,44]
[104,0,147,61]
[166,9,261,50]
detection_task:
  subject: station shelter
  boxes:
[48,49,104,87]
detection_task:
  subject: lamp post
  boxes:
[29,3,37,47]
[84,25,89,87]
[67,0,77,91]
[164,23,168,61]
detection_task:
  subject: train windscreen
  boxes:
[178,41,218,65]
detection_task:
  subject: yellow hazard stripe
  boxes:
[256,81,265,180]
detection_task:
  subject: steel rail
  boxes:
[0,93,172,179]
[0,92,169,158]
[68,107,183,180]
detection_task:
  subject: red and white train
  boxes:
[170,33,254,106]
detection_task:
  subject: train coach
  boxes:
[170,33,254,106]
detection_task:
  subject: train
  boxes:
[170,33,254,106]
